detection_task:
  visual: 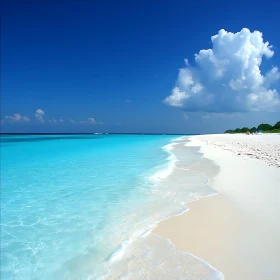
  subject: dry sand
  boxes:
[153,134,280,280]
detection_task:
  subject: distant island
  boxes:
[225,121,280,134]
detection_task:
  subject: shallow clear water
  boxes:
[1,134,220,280]
[0,134,184,279]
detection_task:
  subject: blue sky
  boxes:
[1,0,280,133]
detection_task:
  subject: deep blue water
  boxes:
[1,134,182,279]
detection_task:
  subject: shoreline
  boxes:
[104,136,223,279]
[153,134,280,279]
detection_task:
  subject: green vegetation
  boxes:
[264,128,280,134]
[225,121,280,134]
[273,121,280,129]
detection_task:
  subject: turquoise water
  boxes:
[1,134,186,280]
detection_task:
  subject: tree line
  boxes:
[225,121,280,134]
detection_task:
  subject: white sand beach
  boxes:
[153,134,280,280]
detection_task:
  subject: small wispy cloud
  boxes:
[5,113,30,122]
[183,112,189,120]
[88,117,96,124]
[22,116,30,121]
[48,118,60,124]
[3,109,102,127]
[35,109,45,123]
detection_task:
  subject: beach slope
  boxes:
[153,134,280,280]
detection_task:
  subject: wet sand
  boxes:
[153,134,280,280]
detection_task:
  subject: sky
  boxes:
[1,0,280,134]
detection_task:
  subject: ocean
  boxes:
[0,134,220,280]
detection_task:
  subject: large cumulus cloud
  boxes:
[164,28,280,112]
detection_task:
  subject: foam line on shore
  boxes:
[104,136,223,279]
[152,234,224,280]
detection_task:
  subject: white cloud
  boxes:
[165,87,190,107]
[35,109,45,122]
[164,28,280,113]
[264,67,280,87]
[60,119,64,123]
[36,109,44,114]
[22,116,30,121]
[48,118,58,124]
[88,117,96,124]
[183,112,189,120]
[5,113,30,122]
[13,113,21,121]
[73,118,99,125]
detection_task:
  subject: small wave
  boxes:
[171,135,189,142]
[107,239,131,263]
[158,235,224,280]
[105,233,224,280]
[149,142,179,182]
